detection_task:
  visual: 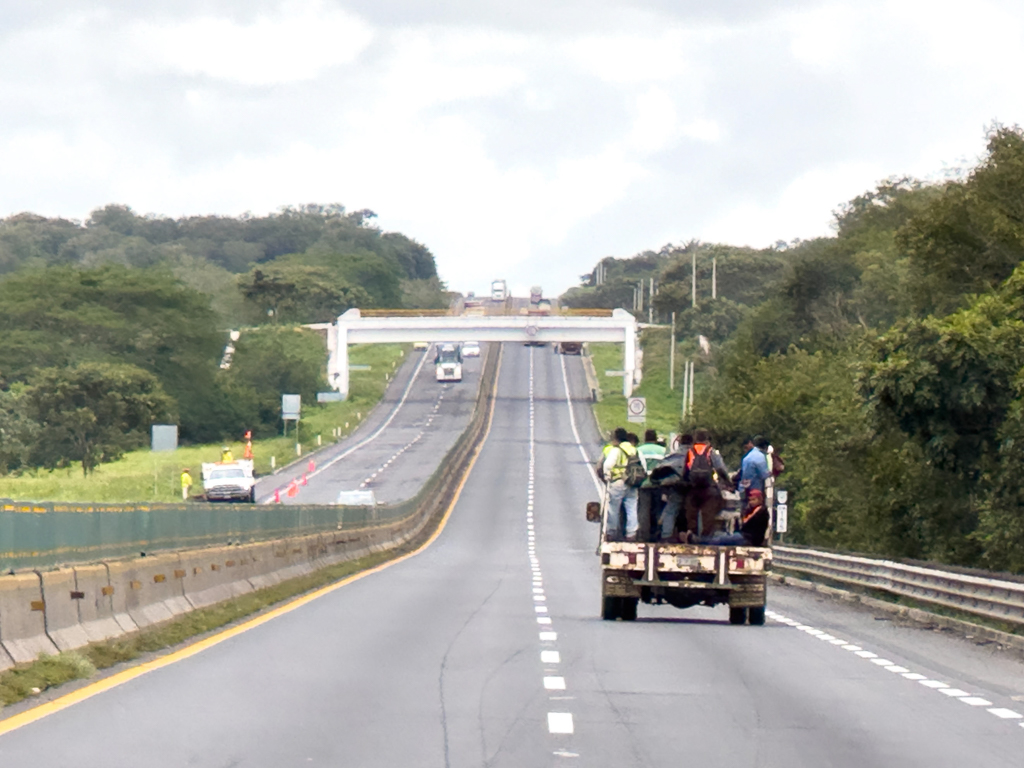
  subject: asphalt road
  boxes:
[255,344,484,505]
[3,343,1024,766]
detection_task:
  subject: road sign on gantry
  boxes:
[627,396,646,423]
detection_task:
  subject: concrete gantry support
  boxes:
[316,308,639,400]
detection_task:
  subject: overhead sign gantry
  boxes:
[310,308,639,400]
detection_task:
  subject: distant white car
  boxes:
[462,341,481,357]
[413,341,429,351]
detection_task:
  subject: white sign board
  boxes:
[777,490,788,504]
[775,503,788,534]
[627,396,646,424]
[282,394,301,420]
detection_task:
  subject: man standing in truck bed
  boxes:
[603,427,639,541]
[683,429,732,540]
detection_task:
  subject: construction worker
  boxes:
[636,429,666,472]
[243,430,254,460]
[180,468,193,501]
[221,445,234,462]
[603,427,640,541]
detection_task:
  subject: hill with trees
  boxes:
[0,204,449,475]
[566,125,1024,574]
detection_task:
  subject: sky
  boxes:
[2,1,1024,296]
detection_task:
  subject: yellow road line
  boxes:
[0,345,504,738]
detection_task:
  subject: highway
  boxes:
[2,343,1024,766]
[255,344,485,505]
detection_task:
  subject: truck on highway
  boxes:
[491,280,507,301]
[592,484,772,624]
[435,342,463,382]
[530,285,543,304]
[202,460,257,503]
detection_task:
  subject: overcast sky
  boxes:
[2,1,1023,296]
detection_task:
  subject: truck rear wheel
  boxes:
[601,596,621,621]
[620,597,638,622]
[729,607,748,625]
[748,606,766,626]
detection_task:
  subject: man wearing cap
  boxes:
[695,489,770,546]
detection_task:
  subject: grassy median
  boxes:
[0,344,410,503]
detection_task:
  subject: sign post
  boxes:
[776,489,789,537]
[627,396,647,424]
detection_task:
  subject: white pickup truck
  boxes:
[202,460,256,503]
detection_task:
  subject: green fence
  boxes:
[0,498,416,572]
[0,344,500,572]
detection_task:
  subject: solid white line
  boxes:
[548,713,574,734]
[559,353,602,495]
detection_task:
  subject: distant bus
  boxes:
[491,279,507,301]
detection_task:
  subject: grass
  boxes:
[0,546,402,710]
[590,328,689,440]
[0,344,409,503]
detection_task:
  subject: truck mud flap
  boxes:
[602,569,640,598]
[728,575,766,608]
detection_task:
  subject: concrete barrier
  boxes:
[72,563,124,643]
[180,546,255,609]
[0,571,59,663]
[108,553,189,629]
[39,568,90,651]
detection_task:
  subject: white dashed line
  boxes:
[766,610,1021,732]
[542,650,561,663]
[548,713,574,734]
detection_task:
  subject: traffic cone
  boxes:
[308,460,315,473]
[301,473,308,486]
[274,488,281,504]
[287,481,298,498]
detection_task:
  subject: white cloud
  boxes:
[2,0,1024,298]
[128,0,375,85]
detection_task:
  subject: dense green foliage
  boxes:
[0,204,445,475]
[569,126,1024,574]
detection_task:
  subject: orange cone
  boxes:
[308,460,315,473]
[287,481,298,498]
[301,473,308,486]
[274,488,281,503]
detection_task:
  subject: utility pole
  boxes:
[712,257,717,300]
[681,359,689,419]
[669,312,676,390]
[688,361,695,415]
[691,251,697,308]
[637,280,644,313]
[648,277,654,323]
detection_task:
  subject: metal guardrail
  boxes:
[0,344,501,572]
[774,546,1024,627]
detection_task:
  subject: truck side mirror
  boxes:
[585,501,601,523]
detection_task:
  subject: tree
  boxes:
[239,264,373,323]
[25,363,174,475]
[222,327,328,434]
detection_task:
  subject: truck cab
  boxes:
[435,343,463,382]
[202,460,256,503]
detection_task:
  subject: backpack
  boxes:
[624,450,647,487]
[686,444,715,489]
